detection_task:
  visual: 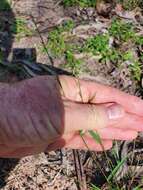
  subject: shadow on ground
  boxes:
[0,0,19,188]
[0,0,17,60]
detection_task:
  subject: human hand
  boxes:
[0,75,143,157]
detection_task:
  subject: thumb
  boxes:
[64,102,125,133]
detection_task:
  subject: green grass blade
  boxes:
[90,184,101,190]
[133,188,141,190]
[79,130,85,137]
[107,156,127,181]
[133,185,142,190]
[88,130,102,145]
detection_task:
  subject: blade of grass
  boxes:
[88,130,102,145]
[30,15,54,67]
[79,131,110,184]
[133,186,142,190]
[91,184,101,190]
[107,156,128,181]
[88,130,115,169]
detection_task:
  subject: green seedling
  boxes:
[43,20,74,57]
[46,29,67,57]
[62,0,97,7]
[64,50,83,75]
[122,51,134,61]
[120,0,142,10]
[11,17,34,40]
[42,21,83,75]
[109,19,136,42]
[83,34,120,62]
[129,61,142,81]
[83,34,110,56]
[121,51,142,81]
[135,36,143,46]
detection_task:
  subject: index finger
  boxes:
[59,75,143,116]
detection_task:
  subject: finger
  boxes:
[64,101,125,132]
[59,75,143,116]
[95,128,138,140]
[109,112,143,131]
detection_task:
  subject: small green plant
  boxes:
[46,29,67,57]
[83,34,120,62]
[83,34,110,56]
[135,36,143,46]
[42,21,83,75]
[43,20,74,57]
[122,50,134,61]
[109,19,136,42]
[62,0,97,7]
[64,50,83,75]
[129,61,142,81]
[11,18,34,40]
[121,51,142,81]
[120,0,142,10]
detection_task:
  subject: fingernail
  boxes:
[107,104,125,120]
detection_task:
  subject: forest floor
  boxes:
[0,0,143,189]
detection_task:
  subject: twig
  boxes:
[73,149,87,190]
[30,15,54,66]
